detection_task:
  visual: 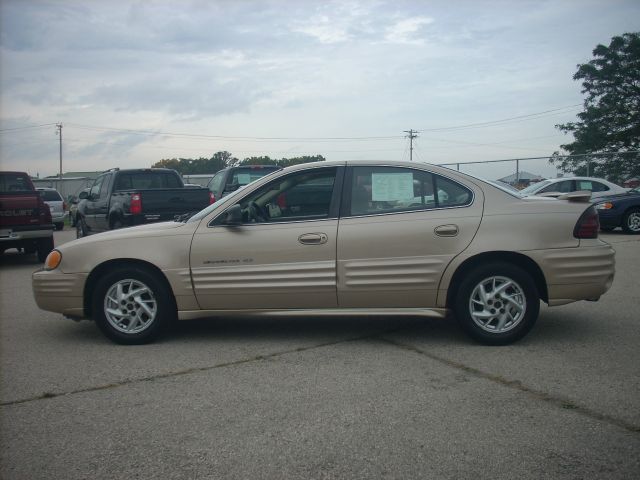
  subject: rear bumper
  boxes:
[1,225,54,244]
[32,270,87,317]
[526,242,615,306]
[51,212,68,223]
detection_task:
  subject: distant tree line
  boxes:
[152,152,325,175]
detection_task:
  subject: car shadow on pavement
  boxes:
[0,250,42,267]
[168,315,467,345]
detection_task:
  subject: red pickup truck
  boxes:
[0,171,55,261]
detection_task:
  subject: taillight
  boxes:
[209,191,216,204]
[574,206,599,239]
[130,193,143,215]
[39,198,52,223]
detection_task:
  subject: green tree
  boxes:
[152,151,238,174]
[552,32,640,182]
[238,156,277,166]
[276,155,326,167]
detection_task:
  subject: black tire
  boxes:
[454,263,540,345]
[37,237,54,263]
[111,218,123,230]
[76,216,87,238]
[621,208,640,234]
[92,266,176,344]
[55,223,64,231]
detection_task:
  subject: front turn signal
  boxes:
[44,250,62,271]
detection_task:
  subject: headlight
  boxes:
[44,250,62,270]
[596,202,613,210]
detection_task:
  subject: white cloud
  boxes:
[291,15,351,44]
[384,16,434,45]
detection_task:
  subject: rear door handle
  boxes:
[434,224,459,237]
[298,233,328,245]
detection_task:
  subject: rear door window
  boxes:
[347,166,472,216]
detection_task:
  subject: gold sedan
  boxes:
[33,161,615,345]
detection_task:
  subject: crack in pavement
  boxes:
[0,329,400,408]
[4,325,639,437]
[379,337,640,435]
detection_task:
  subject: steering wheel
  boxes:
[248,201,268,223]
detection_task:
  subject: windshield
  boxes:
[520,180,551,195]
[187,168,282,223]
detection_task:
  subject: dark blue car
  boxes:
[595,186,640,234]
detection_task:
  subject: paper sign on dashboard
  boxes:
[371,173,414,201]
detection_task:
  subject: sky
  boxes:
[1,0,639,180]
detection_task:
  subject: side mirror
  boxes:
[222,204,242,225]
[79,191,89,200]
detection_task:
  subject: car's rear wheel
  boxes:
[454,263,540,345]
[622,208,640,234]
[92,266,175,344]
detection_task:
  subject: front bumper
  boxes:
[32,269,88,318]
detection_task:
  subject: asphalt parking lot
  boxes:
[1,228,639,479]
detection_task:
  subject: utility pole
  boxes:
[55,123,63,182]
[404,129,418,161]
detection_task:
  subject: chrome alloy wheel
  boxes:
[103,279,157,334]
[469,276,526,334]
[627,211,640,232]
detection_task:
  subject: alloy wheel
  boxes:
[103,279,157,334]
[468,276,526,334]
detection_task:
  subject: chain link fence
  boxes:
[437,152,640,189]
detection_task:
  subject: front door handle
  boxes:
[298,233,328,245]
[434,224,459,237]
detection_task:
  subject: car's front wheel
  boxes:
[622,208,640,234]
[92,266,176,344]
[454,263,540,345]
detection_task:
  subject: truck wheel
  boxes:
[454,263,540,345]
[111,219,123,230]
[92,266,175,344]
[37,237,54,263]
[55,223,64,231]
[76,217,87,238]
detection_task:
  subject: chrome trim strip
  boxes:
[178,307,449,320]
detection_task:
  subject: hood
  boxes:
[60,220,198,251]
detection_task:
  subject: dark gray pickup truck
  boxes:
[76,168,212,237]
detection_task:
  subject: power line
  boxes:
[66,123,402,142]
[0,123,58,133]
[419,104,581,133]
